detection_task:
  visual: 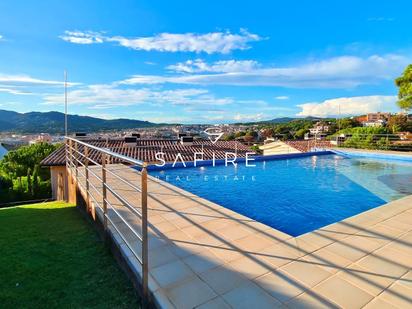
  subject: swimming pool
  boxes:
[150,154,412,236]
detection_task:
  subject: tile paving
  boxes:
[71,164,412,308]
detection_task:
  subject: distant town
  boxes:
[1,111,411,157]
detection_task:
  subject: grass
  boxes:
[0,202,140,308]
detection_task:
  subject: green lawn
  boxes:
[0,202,140,308]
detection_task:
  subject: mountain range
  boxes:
[264,116,323,123]
[239,116,323,125]
[0,110,156,134]
[0,109,324,134]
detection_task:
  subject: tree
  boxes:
[337,118,359,130]
[0,142,59,180]
[395,64,412,112]
[294,128,307,139]
[234,131,246,138]
[261,128,274,139]
[243,133,255,143]
[223,133,235,141]
[32,166,39,197]
[387,114,408,133]
[0,143,60,203]
[27,168,32,195]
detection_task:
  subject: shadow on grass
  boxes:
[0,202,140,308]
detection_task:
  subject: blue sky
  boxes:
[0,0,411,123]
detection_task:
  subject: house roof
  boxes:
[285,140,332,152]
[41,138,253,166]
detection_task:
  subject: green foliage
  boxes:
[223,133,236,141]
[0,142,59,179]
[32,167,39,194]
[235,131,246,138]
[250,145,262,154]
[294,128,308,139]
[395,64,412,111]
[334,126,388,136]
[260,119,313,139]
[334,127,394,150]
[335,118,360,131]
[27,168,32,196]
[0,143,60,204]
[387,114,410,133]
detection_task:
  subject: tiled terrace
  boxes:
[73,164,412,309]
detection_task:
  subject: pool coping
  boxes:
[74,163,412,308]
[330,148,412,162]
[143,171,412,308]
[142,149,412,307]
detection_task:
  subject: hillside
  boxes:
[238,116,324,125]
[264,116,323,123]
[0,110,156,133]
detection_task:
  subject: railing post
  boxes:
[141,163,149,306]
[74,141,79,183]
[85,146,90,210]
[68,139,73,173]
[65,139,69,170]
[102,152,108,231]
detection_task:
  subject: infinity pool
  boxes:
[150,154,412,236]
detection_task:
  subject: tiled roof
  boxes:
[285,140,332,152]
[41,138,253,166]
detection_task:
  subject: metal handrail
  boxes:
[104,183,143,218]
[64,137,149,306]
[68,152,103,182]
[71,146,102,167]
[105,215,143,265]
[66,136,145,166]
[103,166,143,193]
[103,198,143,242]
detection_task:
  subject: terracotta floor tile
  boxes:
[280,259,332,288]
[254,271,307,303]
[222,281,282,309]
[163,277,217,309]
[312,275,374,308]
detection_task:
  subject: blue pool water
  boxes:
[150,154,412,236]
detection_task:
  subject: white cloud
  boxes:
[59,31,104,44]
[0,87,33,95]
[60,29,261,54]
[167,59,259,73]
[0,35,3,41]
[0,74,78,86]
[119,75,169,85]
[234,113,264,122]
[42,84,233,108]
[297,95,398,117]
[275,96,289,100]
[120,54,410,88]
